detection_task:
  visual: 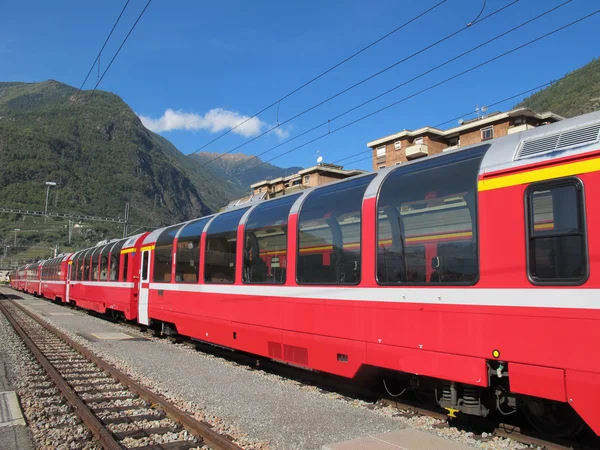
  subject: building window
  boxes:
[244,194,300,284]
[291,179,301,186]
[526,179,587,284]
[414,137,424,145]
[376,146,487,285]
[481,126,494,141]
[304,175,310,184]
[394,141,401,150]
[204,208,249,284]
[153,224,182,282]
[379,165,386,169]
[297,174,375,285]
[376,146,386,158]
[448,136,460,147]
[176,217,210,283]
[395,162,401,165]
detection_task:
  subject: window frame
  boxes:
[204,207,250,284]
[296,174,376,286]
[175,217,211,284]
[243,194,300,285]
[481,126,494,141]
[375,145,488,286]
[524,177,589,286]
[394,141,401,150]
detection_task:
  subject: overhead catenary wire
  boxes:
[189,0,450,160]
[74,0,132,101]
[333,81,561,166]
[234,7,600,177]
[193,0,520,167]
[86,0,153,100]
[337,63,600,168]
[241,0,557,169]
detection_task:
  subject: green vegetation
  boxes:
[516,58,600,117]
[0,80,242,264]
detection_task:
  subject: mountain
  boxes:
[516,58,600,118]
[0,80,242,229]
[189,152,303,192]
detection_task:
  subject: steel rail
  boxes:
[6,298,242,450]
[0,299,123,450]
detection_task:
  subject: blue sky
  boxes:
[1,0,599,171]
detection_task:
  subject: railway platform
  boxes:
[323,429,474,450]
[0,292,35,450]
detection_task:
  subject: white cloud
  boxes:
[138,108,279,138]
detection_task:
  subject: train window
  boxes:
[176,217,210,283]
[204,208,249,284]
[526,179,587,284]
[91,247,102,281]
[109,240,125,281]
[153,225,183,283]
[100,245,110,281]
[377,147,486,285]
[83,250,92,281]
[244,194,300,284]
[297,175,375,285]
[122,252,129,281]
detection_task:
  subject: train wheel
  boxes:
[523,398,584,438]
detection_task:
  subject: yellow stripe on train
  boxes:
[478,156,600,192]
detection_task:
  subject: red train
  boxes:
[10,110,600,437]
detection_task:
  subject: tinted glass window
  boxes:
[100,245,110,281]
[141,251,149,281]
[244,194,300,284]
[176,217,210,283]
[123,252,129,281]
[297,175,375,284]
[110,240,125,281]
[527,180,587,283]
[204,208,249,284]
[377,148,486,285]
[83,250,92,281]
[91,247,102,281]
[153,225,182,282]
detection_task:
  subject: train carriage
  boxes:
[10,110,600,437]
[40,253,72,303]
[67,233,147,319]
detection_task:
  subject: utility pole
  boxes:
[44,181,57,221]
[14,229,19,246]
[68,220,73,244]
[123,202,129,238]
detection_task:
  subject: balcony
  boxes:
[405,144,428,159]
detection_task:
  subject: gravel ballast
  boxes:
[4,289,542,450]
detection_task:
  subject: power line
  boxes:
[74,0,131,101]
[190,0,452,165]
[238,0,572,174]
[194,0,519,166]
[87,0,153,99]
[235,7,600,177]
[332,81,558,166]
[238,0,539,168]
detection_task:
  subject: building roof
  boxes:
[366,107,564,148]
[250,163,365,188]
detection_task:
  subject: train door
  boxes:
[66,261,71,303]
[138,249,151,325]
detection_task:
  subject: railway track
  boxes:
[7,291,599,450]
[0,296,242,450]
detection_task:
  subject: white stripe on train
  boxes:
[148,283,600,310]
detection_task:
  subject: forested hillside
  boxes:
[516,58,600,117]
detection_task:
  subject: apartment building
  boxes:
[367,107,563,170]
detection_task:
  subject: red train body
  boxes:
[11,111,600,437]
